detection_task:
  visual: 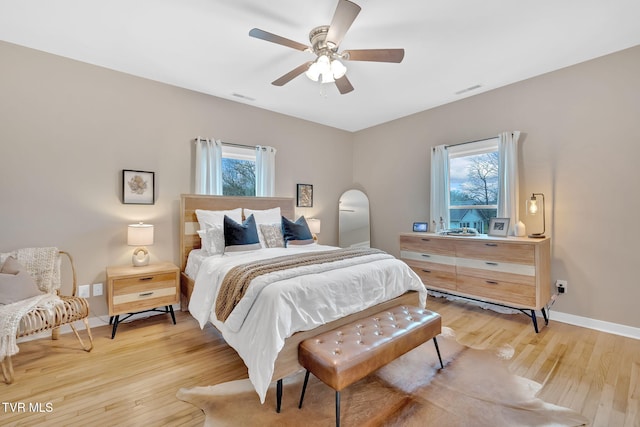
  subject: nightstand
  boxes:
[106,261,180,339]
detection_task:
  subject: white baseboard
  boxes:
[18,304,639,343]
[17,305,180,343]
[549,310,640,340]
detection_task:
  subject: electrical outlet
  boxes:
[78,284,90,298]
[93,283,103,296]
[555,279,568,294]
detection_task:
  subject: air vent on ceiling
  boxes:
[455,84,482,95]
[232,93,256,101]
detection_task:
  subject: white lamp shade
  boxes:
[331,59,347,79]
[128,223,154,246]
[307,218,321,235]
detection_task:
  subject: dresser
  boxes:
[399,233,551,332]
[106,262,180,338]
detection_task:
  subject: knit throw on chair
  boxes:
[0,247,61,361]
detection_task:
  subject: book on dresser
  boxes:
[399,232,551,332]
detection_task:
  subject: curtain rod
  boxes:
[431,135,501,151]
[194,137,262,150]
[445,135,498,149]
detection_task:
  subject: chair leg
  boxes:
[51,327,60,340]
[1,355,14,384]
[69,319,94,352]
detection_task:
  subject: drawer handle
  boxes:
[485,243,498,247]
[485,262,499,266]
[421,238,431,242]
[139,292,154,297]
[486,280,499,285]
[139,277,153,281]
[421,269,432,273]
[421,254,431,258]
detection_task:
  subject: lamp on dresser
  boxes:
[128,222,154,266]
[526,193,546,238]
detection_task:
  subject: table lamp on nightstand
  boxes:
[128,222,154,267]
[308,218,321,241]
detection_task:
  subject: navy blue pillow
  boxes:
[223,214,261,252]
[281,216,313,246]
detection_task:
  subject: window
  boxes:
[222,145,256,196]
[448,138,499,233]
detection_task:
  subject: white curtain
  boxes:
[497,131,521,235]
[195,138,222,195]
[430,145,449,231]
[255,145,277,197]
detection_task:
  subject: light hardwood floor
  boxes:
[2,297,639,426]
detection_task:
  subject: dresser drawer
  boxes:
[455,240,535,264]
[400,235,455,256]
[456,258,536,280]
[457,274,536,307]
[403,258,456,291]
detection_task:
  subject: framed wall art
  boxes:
[122,169,155,205]
[488,217,510,237]
[296,184,313,208]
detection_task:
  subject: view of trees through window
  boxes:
[222,157,255,196]
[449,149,498,233]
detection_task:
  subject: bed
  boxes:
[179,194,426,403]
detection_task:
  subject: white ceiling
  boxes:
[1,0,639,132]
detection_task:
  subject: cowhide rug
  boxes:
[177,328,588,426]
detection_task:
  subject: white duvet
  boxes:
[188,244,426,403]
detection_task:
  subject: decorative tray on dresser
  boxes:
[399,232,551,332]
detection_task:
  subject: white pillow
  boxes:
[195,208,242,230]
[197,226,225,255]
[244,207,282,247]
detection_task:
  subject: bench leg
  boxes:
[276,378,283,413]
[433,337,444,369]
[336,390,341,427]
[298,370,311,409]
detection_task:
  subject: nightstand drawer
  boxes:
[107,263,179,317]
[113,284,176,306]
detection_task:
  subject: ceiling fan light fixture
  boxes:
[331,59,347,79]
[321,70,335,83]
[306,55,347,83]
[305,62,321,81]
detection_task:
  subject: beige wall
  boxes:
[0,41,353,318]
[353,45,640,329]
[2,39,639,330]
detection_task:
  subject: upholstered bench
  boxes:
[298,305,443,427]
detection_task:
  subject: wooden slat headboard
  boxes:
[179,194,295,272]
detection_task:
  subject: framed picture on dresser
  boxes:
[488,218,510,237]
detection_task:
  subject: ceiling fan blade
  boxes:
[335,75,354,94]
[343,49,405,63]
[326,0,361,47]
[249,28,309,52]
[272,62,313,86]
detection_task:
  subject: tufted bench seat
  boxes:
[298,305,443,426]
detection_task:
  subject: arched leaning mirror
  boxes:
[338,189,370,248]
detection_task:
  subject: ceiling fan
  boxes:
[249,0,405,94]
